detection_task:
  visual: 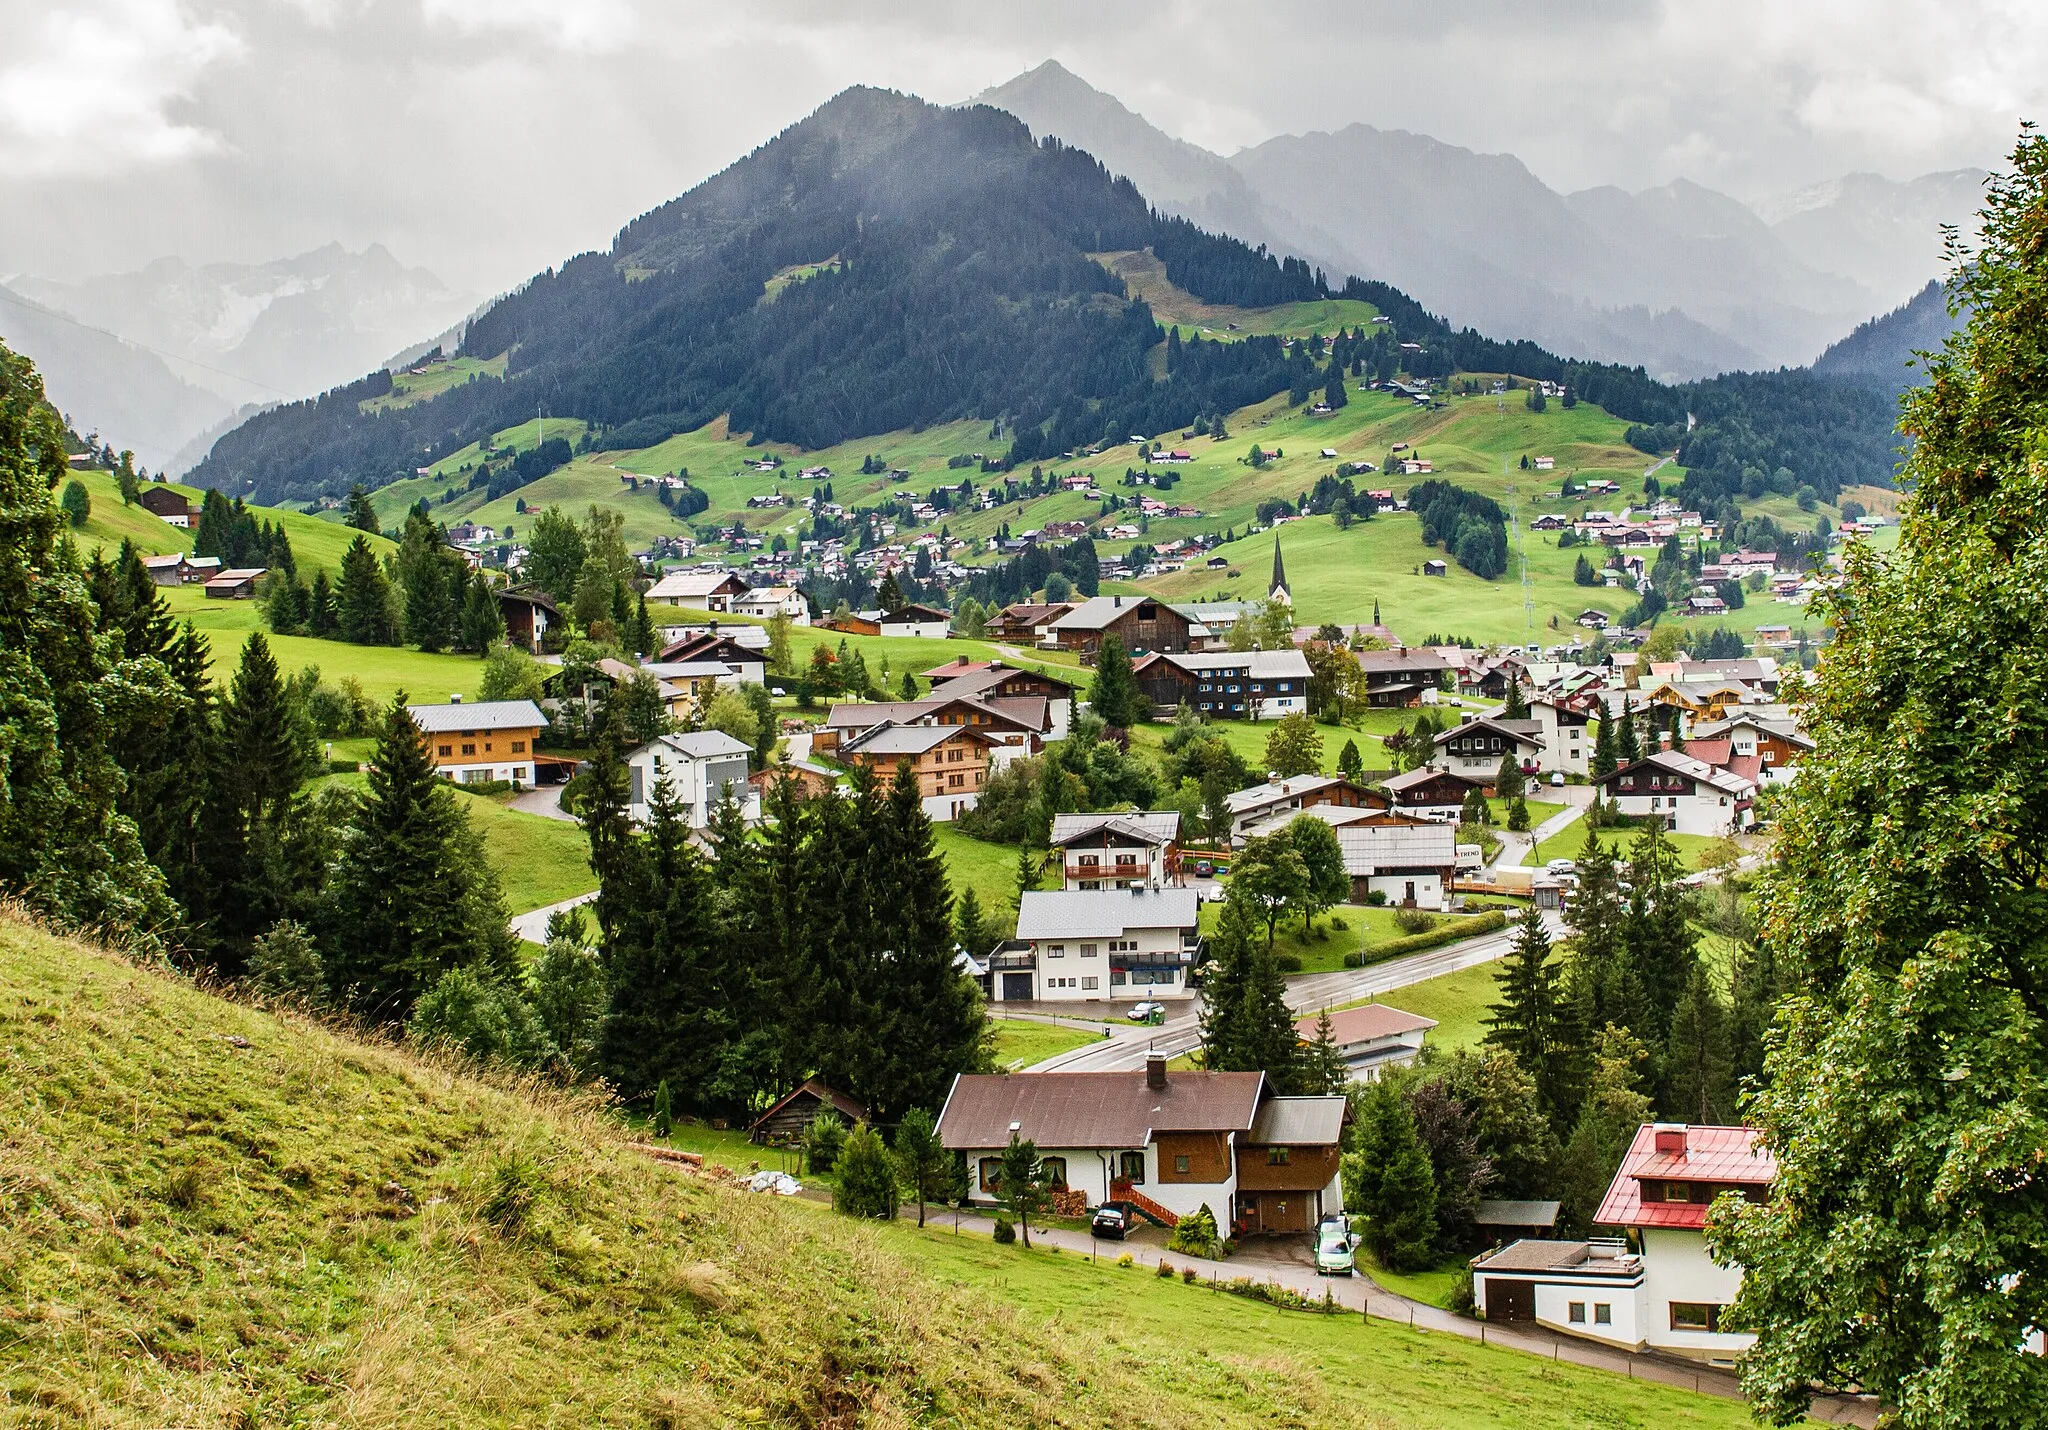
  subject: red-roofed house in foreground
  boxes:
[1468,1123,1774,1361]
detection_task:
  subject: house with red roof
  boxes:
[1468,1123,1774,1360]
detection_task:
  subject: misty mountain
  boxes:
[975,63,1975,379]
[1759,170,1987,308]
[8,244,474,461]
[1812,279,1962,394]
[0,283,231,470]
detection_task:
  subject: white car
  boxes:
[1547,858,1577,876]
[1126,1001,1165,1022]
[1315,1216,1358,1275]
[1549,771,1566,788]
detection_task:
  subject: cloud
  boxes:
[416,0,638,52]
[0,0,243,177]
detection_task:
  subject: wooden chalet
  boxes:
[748,1080,870,1145]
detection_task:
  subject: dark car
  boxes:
[1092,1203,1132,1239]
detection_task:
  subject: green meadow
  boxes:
[65,467,396,576]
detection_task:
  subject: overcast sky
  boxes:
[2,0,2040,294]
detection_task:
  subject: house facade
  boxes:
[835,721,997,820]
[1433,716,1545,781]
[1049,811,1182,889]
[1526,697,1596,776]
[936,1058,1348,1235]
[1380,766,1484,822]
[1048,594,1195,659]
[1335,822,1459,908]
[1470,1124,1773,1361]
[731,585,809,623]
[138,485,195,528]
[1594,750,1756,837]
[203,567,267,599]
[646,569,748,611]
[992,888,1201,1003]
[408,698,546,785]
[1295,1004,1435,1081]
[622,730,754,826]
[814,696,1044,768]
[1225,775,1388,843]
[921,659,1079,739]
[1132,650,1313,722]
[1354,649,1452,707]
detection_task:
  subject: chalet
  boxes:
[731,585,809,623]
[646,568,748,612]
[622,730,753,827]
[835,721,1000,820]
[1532,456,1555,471]
[984,601,1076,644]
[1470,1124,1773,1360]
[937,1059,1348,1236]
[1294,1004,1435,1082]
[1380,767,1484,821]
[497,588,558,653]
[1688,711,1813,785]
[1422,559,1448,577]
[1595,750,1755,836]
[814,695,1045,765]
[1131,650,1312,721]
[1225,775,1388,843]
[408,697,546,786]
[137,485,195,528]
[748,1080,868,1146]
[993,889,1202,1004]
[1354,648,1452,707]
[202,568,267,599]
[1048,594,1196,660]
[657,631,767,687]
[141,553,196,586]
[1049,810,1182,890]
[1530,513,1571,531]
[920,659,1078,738]
[1432,716,1546,780]
[1335,821,1458,908]
[877,603,951,639]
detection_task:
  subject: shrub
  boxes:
[1182,1266,1199,1284]
[1273,952,1303,973]
[802,1110,848,1175]
[1156,1260,1174,1278]
[993,1218,1017,1245]
[1364,890,1388,907]
[1167,1203,1222,1257]
[408,965,554,1069]
[1327,915,1348,931]
[832,1123,900,1219]
[1116,1252,1134,1268]
[327,757,361,775]
[246,920,325,1005]
[1447,1264,1476,1316]
[1392,907,1438,936]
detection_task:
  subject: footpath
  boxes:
[906,1206,1879,1427]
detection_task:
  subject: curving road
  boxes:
[1027,912,1564,1073]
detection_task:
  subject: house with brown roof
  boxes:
[1594,749,1756,836]
[137,485,195,528]
[1470,1123,1774,1359]
[1353,649,1453,707]
[1294,1003,1436,1081]
[1432,715,1545,781]
[813,694,1047,765]
[748,1080,868,1146]
[1379,766,1485,822]
[935,1055,1349,1235]
[993,888,1202,1004]
[834,721,1000,820]
[202,567,267,599]
[985,601,1078,644]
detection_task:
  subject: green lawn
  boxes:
[874,1218,1759,1429]
[456,791,596,915]
[66,467,397,575]
[1341,960,1504,1054]
[1220,903,1420,975]
[933,823,1025,922]
[1487,796,1565,829]
[1530,823,1730,873]
[990,1017,1108,1070]
[1356,1244,1470,1310]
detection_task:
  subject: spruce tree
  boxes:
[1591,702,1618,779]
[1486,905,1584,1123]
[398,511,456,652]
[1557,1025,1651,1234]
[345,484,380,533]
[652,1079,673,1139]
[1662,964,1735,1123]
[1349,1082,1439,1271]
[1616,697,1642,765]
[1337,737,1363,780]
[1088,633,1145,729]
[832,1122,900,1220]
[1501,680,1529,720]
[307,567,339,637]
[893,1106,949,1228]
[1493,751,1525,800]
[336,534,397,645]
[1619,823,1697,1045]
[324,693,517,1019]
[1725,938,1782,1091]
[197,633,314,962]
[458,578,504,653]
[953,885,995,956]
[1014,844,1041,904]
[996,1132,1048,1247]
[1304,1008,1348,1093]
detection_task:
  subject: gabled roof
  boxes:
[1597,749,1755,798]
[839,720,999,758]
[646,569,747,599]
[1048,810,1182,847]
[1434,716,1545,749]
[747,1079,868,1134]
[1225,774,1373,816]
[1163,649,1312,679]
[407,699,547,733]
[1334,822,1458,873]
[633,730,752,762]
[1247,1095,1348,1146]
[657,632,761,664]
[936,1069,1265,1150]
[1015,888,1199,940]
[1380,766,1483,795]
[880,602,950,622]
[823,696,1040,736]
[922,661,1080,697]
[1293,1003,1436,1044]
[1049,594,1189,631]
[1594,1124,1775,1230]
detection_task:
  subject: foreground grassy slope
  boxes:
[0,915,1760,1428]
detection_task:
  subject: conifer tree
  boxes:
[324,693,517,1019]
[1087,633,1145,729]
[336,534,397,645]
[652,1079,673,1139]
[1337,737,1363,780]
[1304,1007,1348,1093]
[458,578,504,653]
[1557,1024,1651,1234]
[1486,905,1584,1123]
[1662,964,1734,1123]
[1198,892,1301,1088]
[1591,701,1618,779]
[996,1132,1048,1247]
[953,886,995,957]
[1347,1081,1439,1270]
[893,1106,949,1228]
[832,1122,900,1219]
[1493,751,1525,800]
[1014,844,1041,905]
[307,567,339,637]
[1501,680,1529,720]
[1616,696,1642,765]
[345,484,380,534]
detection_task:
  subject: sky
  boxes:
[1,0,2041,296]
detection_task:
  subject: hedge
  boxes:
[1343,910,1508,968]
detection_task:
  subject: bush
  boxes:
[1182,1266,1199,1284]
[1392,907,1438,936]
[1167,1203,1222,1257]
[1116,1252,1134,1268]
[1364,890,1388,907]
[1349,910,1510,967]
[327,757,361,775]
[246,920,325,1004]
[1156,1260,1174,1278]
[993,1218,1017,1245]
[1447,1264,1476,1316]
[802,1110,848,1174]
[831,1122,900,1220]
[407,965,554,1068]
[1327,915,1348,931]
[1273,952,1303,973]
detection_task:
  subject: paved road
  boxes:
[1028,914,1564,1073]
[509,890,598,944]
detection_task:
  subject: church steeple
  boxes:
[1269,534,1292,605]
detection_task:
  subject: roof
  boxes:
[1475,1199,1561,1228]
[646,569,746,599]
[1471,1239,1640,1276]
[1294,1003,1436,1044]
[1355,649,1452,676]
[922,662,1079,697]
[635,730,752,762]
[840,721,998,758]
[203,567,268,585]
[1225,774,1361,816]
[1015,888,1199,940]
[936,1070,1265,1150]
[407,699,546,733]
[1594,1124,1776,1230]
[747,1079,868,1134]
[1166,649,1313,679]
[1240,804,1419,840]
[1048,810,1181,848]
[1598,749,1755,798]
[986,602,1076,628]
[1049,594,1189,632]
[141,553,187,569]
[880,603,950,622]
[1334,822,1458,873]
[1435,716,1545,749]
[1381,766,1482,796]
[1247,1095,1348,1146]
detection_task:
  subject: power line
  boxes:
[0,286,302,400]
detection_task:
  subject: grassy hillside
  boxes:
[65,466,398,576]
[1091,247,1382,339]
[0,913,1761,1428]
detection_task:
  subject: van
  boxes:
[1455,844,1484,875]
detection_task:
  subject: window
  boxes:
[1080,854,1100,867]
[1173,1154,1191,1174]
[1046,944,1065,958]
[1039,1157,1068,1190]
[948,746,963,763]
[1663,1181,1691,1202]
[461,743,477,756]
[1080,943,1099,958]
[1118,1151,1145,1183]
[978,1158,1003,1193]
[1669,1303,1722,1333]
[1594,1303,1612,1326]
[511,740,526,753]
[438,744,453,757]
[1266,1146,1291,1166]
[948,773,964,789]
[484,743,493,753]
[1568,1302,1586,1324]
[1080,976,1098,990]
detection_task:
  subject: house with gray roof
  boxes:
[990,888,1201,1005]
[622,730,753,827]
[1047,810,1183,889]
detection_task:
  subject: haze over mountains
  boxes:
[0,244,473,472]
[974,62,1979,381]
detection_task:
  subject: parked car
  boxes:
[1315,1219,1358,1276]
[1126,1000,1165,1023]
[1192,860,1214,877]
[1092,1203,1132,1239]
[1547,858,1577,876]
[1549,771,1566,787]
[1201,884,1227,903]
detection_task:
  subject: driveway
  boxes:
[509,891,598,944]
[509,783,578,823]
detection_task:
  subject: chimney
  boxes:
[449,693,463,704]
[1114,595,1123,607]
[1145,1051,1168,1090]
[1653,1123,1688,1157]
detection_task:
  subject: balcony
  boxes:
[987,942,1037,971]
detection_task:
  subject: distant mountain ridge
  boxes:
[973,62,1980,380]
[1812,279,1963,394]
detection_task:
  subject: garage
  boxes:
[1001,972,1033,1002]
[1485,1278,1534,1322]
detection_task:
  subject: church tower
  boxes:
[1269,534,1292,606]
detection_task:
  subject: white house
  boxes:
[1295,1003,1435,1081]
[1593,750,1755,836]
[877,603,952,639]
[993,888,1200,1004]
[936,1058,1349,1234]
[1048,811,1181,890]
[646,569,748,611]
[1334,822,1459,909]
[1526,697,1596,777]
[731,584,809,624]
[406,698,546,786]
[1169,650,1313,721]
[623,730,754,827]
[1432,715,1546,781]
[1471,1124,1774,1362]
[1224,774,1387,842]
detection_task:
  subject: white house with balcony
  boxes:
[1432,715,1546,780]
[1048,810,1182,889]
[990,888,1200,1004]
